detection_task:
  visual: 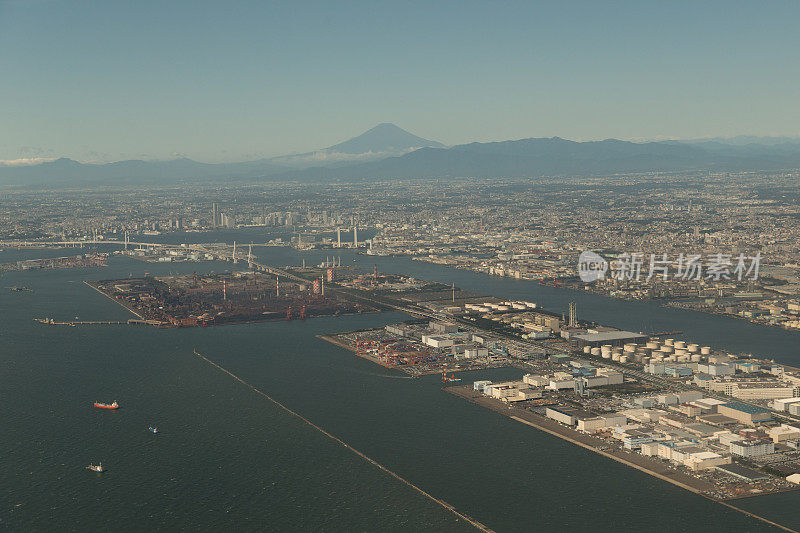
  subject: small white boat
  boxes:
[147,426,158,434]
[87,463,104,473]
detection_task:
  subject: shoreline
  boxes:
[445,384,800,502]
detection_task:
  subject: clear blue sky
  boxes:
[1,0,799,163]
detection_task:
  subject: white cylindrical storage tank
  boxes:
[612,354,620,362]
[664,338,674,347]
[620,355,629,363]
[674,341,686,350]
[700,346,711,355]
[646,341,659,349]
[665,356,676,362]
[591,348,601,356]
[677,355,689,363]
[690,354,702,362]
[688,344,699,353]
[674,349,688,356]
[584,346,592,354]
[602,352,611,359]
[659,346,673,354]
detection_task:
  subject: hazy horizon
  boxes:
[3,1,800,164]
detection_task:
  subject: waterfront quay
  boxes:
[447,384,800,502]
[318,267,800,503]
[444,384,720,495]
[319,324,507,377]
[85,271,377,328]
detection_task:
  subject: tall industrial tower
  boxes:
[568,301,577,328]
[353,225,358,248]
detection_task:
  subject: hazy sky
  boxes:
[2,0,799,164]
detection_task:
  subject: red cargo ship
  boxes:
[94,401,119,410]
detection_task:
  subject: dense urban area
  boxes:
[7,173,800,504]
[5,171,800,331]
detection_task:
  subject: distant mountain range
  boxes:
[268,122,444,168]
[3,125,800,187]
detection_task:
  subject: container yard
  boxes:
[87,271,378,327]
[1,253,108,272]
[320,320,511,377]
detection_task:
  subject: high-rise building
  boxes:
[568,301,577,328]
[211,202,221,228]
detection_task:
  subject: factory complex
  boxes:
[469,361,800,499]
[321,270,800,500]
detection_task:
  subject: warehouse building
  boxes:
[708,381,800,401]
[768,425,800,443]
[473,380,492,392]
[572,330,648,349]
[421,334,455,349]
[577,413,627,433]
[684,451,731,471]
[545,406,596,426]
[718,402,773,425]
[597,368,624,385]
[429,321,459,334]
[461,347,489,359]
[693,398,727,413]
[523,374,549,387]
[772,397,800,412]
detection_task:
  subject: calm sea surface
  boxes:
[2,237,798,531]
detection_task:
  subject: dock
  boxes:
[33,318,165,327]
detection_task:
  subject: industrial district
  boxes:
[319,271,800,502]
[9,177,800,508]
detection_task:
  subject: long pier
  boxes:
[33,318,162,327]
[191,349,494,532]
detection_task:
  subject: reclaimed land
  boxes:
[318,332,444,376]
[318,332,386,366]
[445,385,715,493]
[445,385,800,532]
[445,385,800,502]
